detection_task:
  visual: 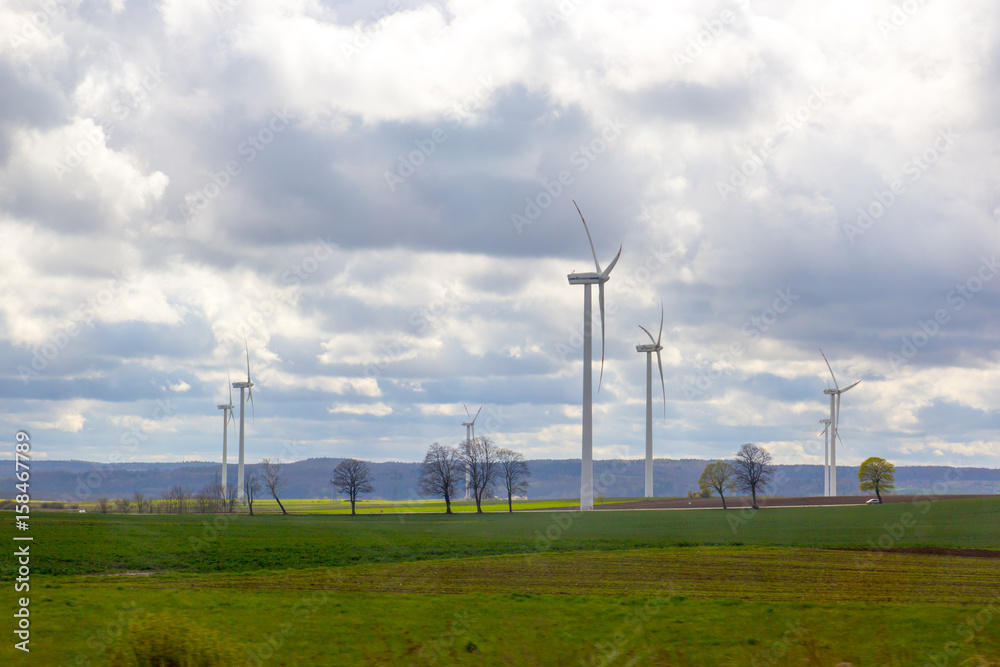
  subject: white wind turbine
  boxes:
[636,303,666,498]
[567,201,621,511]
[461,403,481,500]
[820,349,860,497]
[232,339,255,502]
[217,365,235,498]
[819,418,831,496]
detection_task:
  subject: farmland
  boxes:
[3,496,999,665]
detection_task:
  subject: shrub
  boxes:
[108,613,241,666]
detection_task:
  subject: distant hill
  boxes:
[5,458,999,502]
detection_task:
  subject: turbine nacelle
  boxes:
[567,272,606,285]
[635,343,661,353]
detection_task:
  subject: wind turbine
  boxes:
[636,302,665,498]
[567,201,621,511]
[217,365,235,499]
[819,418,831,496]
[461,403,481,500]
[819,349,860,497]
[233,338,255,502]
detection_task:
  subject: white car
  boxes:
[865,498,880,505]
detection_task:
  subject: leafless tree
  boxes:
[115,497,132,514]
[225,482,239,513]
[460,437,501,513]
[261,458,288,515]
[195,484,221,513]
[496,448,530,512]
[97,497,110,513]
[244,470,262,516]
[132,491,146,514]
[418,443,462,514]
[732,443,774,510]
[160,488,173,514]
[332,459,374,515]
[168,485,189,514]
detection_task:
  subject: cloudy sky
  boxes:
[2,0,998,472]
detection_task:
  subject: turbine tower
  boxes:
[217,365,235,498]
[636,302,665,498]
[233,339,255,502]
[819,349,860,497]
[819,418,831,496]
[461,403,481,500]
[567,201,621,511]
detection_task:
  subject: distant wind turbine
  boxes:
[567,201,621,511]
[820,349,860,497]
[217,364,235,499]
[461,403,481,500]
[233,338,255,502]
[636,302,666,498]
[819,418,831,496]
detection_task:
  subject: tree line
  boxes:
[698,443,896,508]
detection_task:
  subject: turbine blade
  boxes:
[656,349,665,418]
[573,200,603,274]
[819,348,839,390]
[226,363,233,405]
[598,281,606,391]
[835,392,840,437]
[463,402,471,419]
[245,336,252,383]
[657,300,664,346]
[601,246,622,278]
[473,405,482,424]
[638,324,656,345]
[248,387,255,422]
[841,380,861,393]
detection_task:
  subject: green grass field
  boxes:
[3,497,999,665]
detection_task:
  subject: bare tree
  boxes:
[244,470,261,516]
[225,481,239,513]
[460,437,502,513]
[160,488,174,514]
[418,443,462,514]
[698,461,737,509]
[732,443,774,510]
[195,484,221,513]
[132,491,146,514]
[496,448,530,512]
[115,497,132,514]
[260,458,288,515]
[332,459,374,515]
[97,497,110,513]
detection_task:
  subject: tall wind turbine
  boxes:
[636,302,665,498]
[567,201,621,511]
[233,339,255,502]
[819,418,831,496]
[217,365,235,498]
[461,403,481,500]
[819,349,860,497]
